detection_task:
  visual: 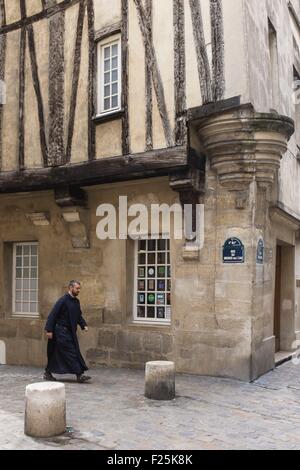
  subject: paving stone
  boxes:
[0,362,300,449]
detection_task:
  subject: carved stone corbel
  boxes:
[26,212,50,226]
[191,103,295,206]
[55,186,90,249]
[169,167,205,260]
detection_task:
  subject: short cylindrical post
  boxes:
[25,382,66,438]
[145,361,175,400]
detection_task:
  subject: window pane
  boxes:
[158,267,165,278]
[112,57,118,69]
[104,98,110,110]
[137,306,145,318]
[111,70,118,82]
[148,267,155,278]
[112,95,118,108]
[138,293,145,305]
[157,307,165,319]
[30,279,37,289]
[23,246,30,255]
[139,240,146,251]
[23,257,30,267]
[22,302,30,313]
[16,246,22,255]
[31,245,38,256]
[112,44,118,56]
[16,257,22,267]
[104,85,110,98]
[104,46,110,59]
[23,268,30,278]
[23,291,30,302]
[23,279,30,289]
[157,253,165,264]
[16,291,22,301]
[112,83,118,95]
[31,257,37,267]
[16,268,22,279]
[15,303,22,312]
[16,280,22,289]
[147,307,155,318]
[148,253,155,264]
[138,267,145,278]
[138,253,146,265]
[148,240,156,251]
[158,240,166,251]
[104,72,110,84]
[30,291,37,302]
[30,303,37,313]
[104,59,110,72]
[157,280,165,291]
[31,268,38,278]
[147,293,155,305]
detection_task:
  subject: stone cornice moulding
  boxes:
[193,104,295,191]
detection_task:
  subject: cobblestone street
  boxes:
[0,361,300,450]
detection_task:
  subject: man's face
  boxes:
[70,283,81,297]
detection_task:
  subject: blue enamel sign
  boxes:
[223,238,245,264]
[256,239,264,264]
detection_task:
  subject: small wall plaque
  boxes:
[223,238,245,264]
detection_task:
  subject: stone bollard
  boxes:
[145,361,175,400]
[25,382,66,438]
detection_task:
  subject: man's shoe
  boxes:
[77,375,91,383]
[43,371,57,381]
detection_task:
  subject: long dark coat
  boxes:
[45,293,88,375]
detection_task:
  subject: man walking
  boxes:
[44,281,91,383]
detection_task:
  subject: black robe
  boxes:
[45,293,88,375]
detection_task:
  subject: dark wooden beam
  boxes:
[0,0,81,35]
[18,0,27,169]
[134,0,174,148]
[87,0,96,161]
[65,0,85,163]
[188,0,212,104]
[27,23,48,167]
[48,0,65,166]
[210,0,225,101]
[121,0,130,155]
[174,0,186,146]
[187,96,241,122]
[0,0,6,171]
[145,0,153,151]
[0,146,188,194]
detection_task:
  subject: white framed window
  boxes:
[134,239,171,324]
[12,242,39,318]
[97,35,122,115]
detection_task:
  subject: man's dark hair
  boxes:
[69,280,81,288]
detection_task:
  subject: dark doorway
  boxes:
[274,245,282,353]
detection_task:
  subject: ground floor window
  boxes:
[12,242,39,318]
[134,239,171,324]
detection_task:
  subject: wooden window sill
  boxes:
[92,110,124,125]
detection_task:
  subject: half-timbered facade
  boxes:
[0,0,300,381]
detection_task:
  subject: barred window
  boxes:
[12,242,39,318]
[134,239,171,324]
